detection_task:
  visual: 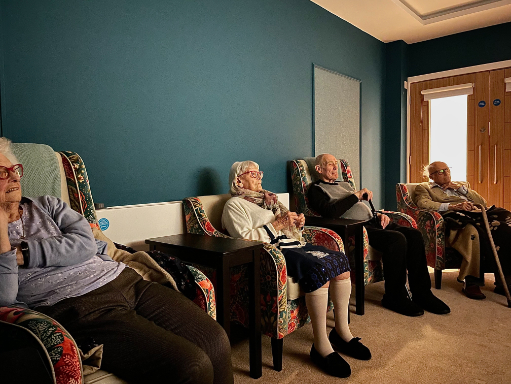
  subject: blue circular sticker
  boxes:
[98,218,110,231]
[493,99,501,106]
[478,101,486,107]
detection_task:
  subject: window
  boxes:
[429,95,468,181]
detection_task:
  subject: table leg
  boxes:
[216,260,231,339]
[354,226,365,315]
[248,249,262,379]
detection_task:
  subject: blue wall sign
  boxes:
[98,218,110,231]
[493,99,501,106]
[478,101,486,107]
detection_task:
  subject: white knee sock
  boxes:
[329,278,354,343]
[305,287,334,357]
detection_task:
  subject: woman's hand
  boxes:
[377,213,390,229]
[0,207,13,254]
[273,211,300,232]
[354,188,373,201]
[295,213,305,228]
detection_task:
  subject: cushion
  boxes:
[196,194,231,232]
[12,143,62,200]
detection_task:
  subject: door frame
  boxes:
[405,59,511,181]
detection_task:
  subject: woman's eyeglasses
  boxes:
[0,164,23,179]
[239,170,263,180]
[429,167,450,176]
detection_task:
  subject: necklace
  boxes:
[18,207,26,239]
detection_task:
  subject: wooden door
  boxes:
[409,67,511,208]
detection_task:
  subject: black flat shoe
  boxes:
[412,291,450,314]
[329,329,371,360]
[310,344,351,378]
[382,294,424,317]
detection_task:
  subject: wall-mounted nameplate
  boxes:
[493,99,501,106]
[478,101,486,107]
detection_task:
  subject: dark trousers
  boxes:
[38,268,233,384]
[365,222,432,298]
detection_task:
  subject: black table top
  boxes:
[305,216,369,227]
[145,233,264,254]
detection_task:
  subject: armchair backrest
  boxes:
[12,143,98,226]
[289,157,356,215]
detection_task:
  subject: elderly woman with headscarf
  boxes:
[221,161,371,378]
[0,138,233,384]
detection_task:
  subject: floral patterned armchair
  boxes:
[289,158,417,312]
[0,145,215,384]
[182,194,345,372]
[396,183,463,289]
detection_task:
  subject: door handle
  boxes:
[478,145,482,184]
[494,145,497,184]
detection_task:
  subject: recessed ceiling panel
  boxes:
[394,0,511,24]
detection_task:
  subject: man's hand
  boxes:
[377,213,390,229]
[448,202,474,211]
[354,188,373,201]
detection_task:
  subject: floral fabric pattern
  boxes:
[182,197,343,340]
[0,306,83,384]
[396,183,446,269]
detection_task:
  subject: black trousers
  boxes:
[365,222,432,298]
[38,268,234,384]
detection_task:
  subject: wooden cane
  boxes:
[474,203,511,308]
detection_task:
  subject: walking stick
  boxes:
[474,203,511,308]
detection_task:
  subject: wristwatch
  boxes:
[20,241,29,267]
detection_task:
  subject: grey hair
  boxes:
[315,154,329,167]
[0,137,19,164]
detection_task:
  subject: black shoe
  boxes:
[310,344,351,378]
[462,282,486,300]
[382,294,424,317]
[412,291,450,314]
[329,329,371,360]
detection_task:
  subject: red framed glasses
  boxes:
[0,164,23,179]
[239,170,264,180]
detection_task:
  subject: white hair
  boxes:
[229,161,259,194]
[0,137,19,164]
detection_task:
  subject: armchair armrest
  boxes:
[187,266,217,320]
[302,226,344,253]
[0,306,83,384]
[415,209,446,269]
[382,211,417,228]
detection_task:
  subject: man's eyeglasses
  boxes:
[429,167,450,176]
[239,170,264,180]
[0,164,23,180]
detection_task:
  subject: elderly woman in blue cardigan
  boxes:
[0,138,233,384]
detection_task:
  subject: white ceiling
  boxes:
[312,0,511,44]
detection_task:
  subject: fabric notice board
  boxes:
[313,64,361,188]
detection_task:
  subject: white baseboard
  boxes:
[96,193,289,251]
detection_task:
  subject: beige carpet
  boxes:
[230,270,511,384]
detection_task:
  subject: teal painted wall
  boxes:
[383,40,407,209]
[0,0,386,208]
[408,22,511,77]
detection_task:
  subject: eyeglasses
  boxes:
[429,167,450,176]
[323,161,337,168]
[0,164,23,180]
[239,170,264,180]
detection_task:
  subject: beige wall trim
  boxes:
[407,59,511,84]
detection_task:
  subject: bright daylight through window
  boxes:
[429,95,467,182]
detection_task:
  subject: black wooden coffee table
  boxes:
[145,233,264,379]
